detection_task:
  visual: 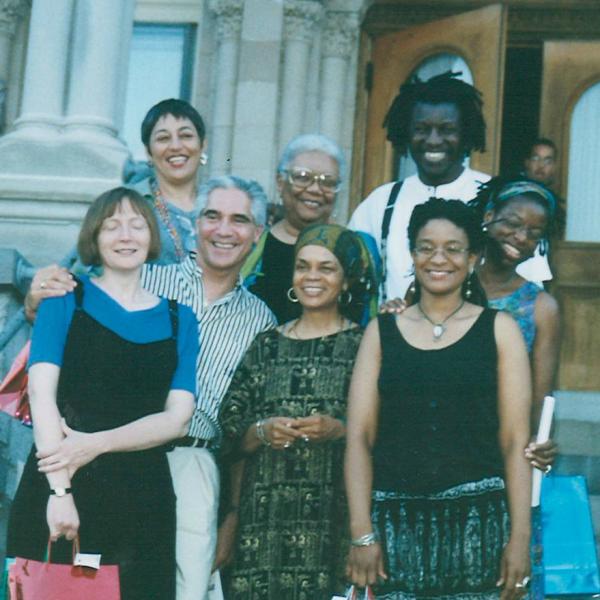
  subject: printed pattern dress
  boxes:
[219,327,363,600]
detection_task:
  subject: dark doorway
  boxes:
[500,46,543,177]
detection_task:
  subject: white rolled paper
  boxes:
[531,395,556,507]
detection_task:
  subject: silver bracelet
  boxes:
[255,419,271,447]
[350,532,379,547]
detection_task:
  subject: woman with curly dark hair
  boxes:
[346,198,532,600]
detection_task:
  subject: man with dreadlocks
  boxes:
[349,71,551,301]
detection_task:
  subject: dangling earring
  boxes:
[287,287,299,303]
[200,152,208,166]
[482,223,488,233]
[147,158,154,168]
[465,270,473,298]
[338,289,353,306]
[408,266,416,295]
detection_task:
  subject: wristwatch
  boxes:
[49,487,72,497]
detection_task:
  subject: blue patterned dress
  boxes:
[488,281,543,600]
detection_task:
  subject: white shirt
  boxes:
[348,168,552,299]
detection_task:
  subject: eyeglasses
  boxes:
[491,217,545,242]
[286,168,341,193]
[413,244,469,258]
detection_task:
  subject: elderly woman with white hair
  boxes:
[242,133,347,323]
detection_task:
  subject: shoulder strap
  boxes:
[377,313,398,355]
[73,276,84,309]
[379,180,403,302]
[168,299,179,340]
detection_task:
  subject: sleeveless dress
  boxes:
[7,283,180,600]
[488,281,544,600]
[487,281,540,353]
[372,311,508,600]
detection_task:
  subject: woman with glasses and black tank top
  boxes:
[345,198,532,600]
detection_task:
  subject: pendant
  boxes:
[432,324,445,340]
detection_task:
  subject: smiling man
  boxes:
[349,71,551,300]
[141,175,276,600]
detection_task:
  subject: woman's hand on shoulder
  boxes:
[378,297,407,314]
[346,543,387,588]
[25,265,76,322]
[37,420,104,477]
[295,414,345,443]
[47,494,79,542]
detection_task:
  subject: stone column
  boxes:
[12,0,73,136]
[64,0,135,150]
[0,0,29,133]
[208,0,243,175]
[277,0,322,151]
[320,10,359,142]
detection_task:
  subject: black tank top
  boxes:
[373,310,503,494]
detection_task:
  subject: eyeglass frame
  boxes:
[284,167,342,194]
[412,244,471,259]
[486,217,546,242]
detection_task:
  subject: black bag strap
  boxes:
[379,180,403,302]
[167,299,179,340]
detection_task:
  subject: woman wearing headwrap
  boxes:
[219,224,377,600]
[471,178,561,600]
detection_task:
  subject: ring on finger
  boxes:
[515,576,530,589]
[544,465,552,475]
[283,441,291,449]
[40,280,47,290]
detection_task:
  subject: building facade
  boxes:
[0,0,370,267]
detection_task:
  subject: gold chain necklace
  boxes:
[287,315,346,340]
[417,300,465,341]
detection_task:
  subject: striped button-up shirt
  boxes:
[142,254,276,442]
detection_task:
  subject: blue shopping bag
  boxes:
[542,474,600,595]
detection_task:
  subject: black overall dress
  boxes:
[8,283,179,600]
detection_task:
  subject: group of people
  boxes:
[6,70,561,600]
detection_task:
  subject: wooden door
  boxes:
[539,41,600,391]
[357,4,507,205]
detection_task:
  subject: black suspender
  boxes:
[167,299,179,340]
[379,180,403,302]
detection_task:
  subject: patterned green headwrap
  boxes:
[295,224,379,323]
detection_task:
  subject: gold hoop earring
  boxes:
[287,287,299,303]
[338,290,353,306]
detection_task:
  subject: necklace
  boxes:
[287,315,346,340]
[418,300,465,341]
[150,177,186,260]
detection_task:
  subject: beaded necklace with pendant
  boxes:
[418,300,465,341]
[150,177,186,261]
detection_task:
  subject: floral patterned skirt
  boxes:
[371,477,509,600]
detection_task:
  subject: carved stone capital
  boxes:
[209,0,243,40]
[283,0,323,43]
[322,11,359,58]
[0,0,30,36]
